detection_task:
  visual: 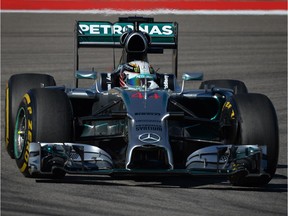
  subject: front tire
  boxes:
[14,88,73,177]
[221,93,279,186]
[5,73,56,158]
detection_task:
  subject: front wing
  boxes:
[28,142,269,178]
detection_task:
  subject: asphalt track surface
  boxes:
[1,13,287,216]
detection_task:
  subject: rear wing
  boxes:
[74,17,178,87]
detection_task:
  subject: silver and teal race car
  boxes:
[5,17,278,186]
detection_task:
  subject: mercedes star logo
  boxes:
[138,133,161,143]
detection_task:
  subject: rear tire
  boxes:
[199,79,248,94]
[221,93,279,186]
[14,88,73,177]
[5,73,56,158]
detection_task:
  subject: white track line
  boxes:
[1,9,287,15]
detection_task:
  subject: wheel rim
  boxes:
[14,107,27,159]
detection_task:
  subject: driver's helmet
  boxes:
[119,61,157,89]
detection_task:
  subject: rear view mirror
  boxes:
[182,72,203,81]
[179,72,203,94]
[75,70,97,80]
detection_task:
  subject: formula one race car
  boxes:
[5,17,278,186]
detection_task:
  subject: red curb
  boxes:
[1,0,287,10]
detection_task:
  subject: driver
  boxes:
[119,61,159,89]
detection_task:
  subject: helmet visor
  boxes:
[124,71,155,87]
